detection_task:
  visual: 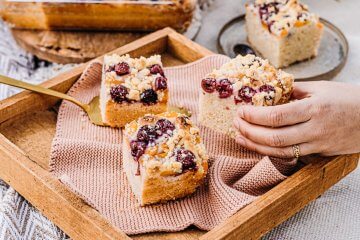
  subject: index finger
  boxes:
[237,98,312,127]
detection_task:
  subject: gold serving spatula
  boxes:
[0,75,190,127]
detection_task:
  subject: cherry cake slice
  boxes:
[100,54,169,127]
[123,112,208,205]
[199,54,294,135]
[246,0,323,68]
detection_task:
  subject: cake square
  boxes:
[199,54,294,135]
[100,54,168,127]
[123,112,208,206]
[246,0,324,68]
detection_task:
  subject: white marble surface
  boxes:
[195,0,360,239]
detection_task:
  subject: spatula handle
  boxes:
[0,74,87,110]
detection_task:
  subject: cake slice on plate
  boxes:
[246,0,323,68]
[199,54,294,135]
[123,112,208,205]
[100,54,168,127]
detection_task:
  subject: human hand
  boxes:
[233,81,360,158]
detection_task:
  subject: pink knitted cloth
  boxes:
[50,55,297,235]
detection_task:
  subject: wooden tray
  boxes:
[0,28,358,240]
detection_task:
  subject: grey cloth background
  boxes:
[0,0,359,239]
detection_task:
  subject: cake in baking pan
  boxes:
[100,54,168,127]
[123,112,208,205]
[245,0,323,68]
[0,0,196,32]
[199,54,294,135]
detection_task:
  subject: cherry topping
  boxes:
[130,140,147,175]
[114,62,130,76]
[130,140,147,160]
[201,78,217,93]
[267,20,275,33]
[140,89,158,105]
[235,86,256,104]
[259,2,279,21]
[137,125,158,143]
[175,148,197,172]
[156,119,175,134]
[110,85,128,103]
[216,79,233,98]
[259,84,275,93]
[259,84,276,102]
[257,1,281,33]
[155,76,168,91]
[149,64,164,76]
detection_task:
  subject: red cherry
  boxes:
[201,78,217,93]
[114,62,130,76]
[155,76,168,91]
[216,79,233,98]
[150,64,165,76]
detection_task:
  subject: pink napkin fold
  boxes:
[50,54,297,235]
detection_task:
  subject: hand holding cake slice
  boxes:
[100,54,168,127]
[199,54,294,135]
[123,112,208,205]
[246,0,324,68]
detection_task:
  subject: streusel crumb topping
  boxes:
[124,112,208,176]
[201,54,294,106]
[103,54,168,104]
[248,0,321,37]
